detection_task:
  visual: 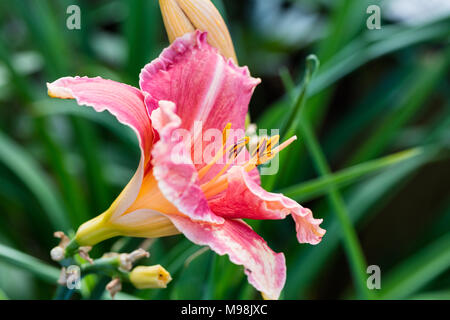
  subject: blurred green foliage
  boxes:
[0,0,449,300]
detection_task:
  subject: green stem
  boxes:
[81,257,120,276]
[65,239,81,258]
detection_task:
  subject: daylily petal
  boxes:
[113,209,181,238]
[47,76,153,222]
[208,166,326,245]
[47,76,152,158]
[168,214,286,300]
[248,167,261,186]
[140,31,260,136]
[150,101,224,224]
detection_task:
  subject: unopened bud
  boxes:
[129,265,172,289]
[159,0,237,63]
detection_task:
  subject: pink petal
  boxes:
[140,31,260,182]
[151,101,224,224]
[168,214,286,300]
[47,76,152,158]
[248,167,261,186]
[47,76,153,217]
[208,166,326,245]
[140,30,260,139]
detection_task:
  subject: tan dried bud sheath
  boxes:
[159,0,238,63]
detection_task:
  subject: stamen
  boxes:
[265,135,280,158]
[201,137,249,191]
[271,135,297,155]
[252,137,267,158]
[198,123,232,180]
[228,137,250,159]
[197,143,226,180]
[245,135,297,171]
[222,122,232,145]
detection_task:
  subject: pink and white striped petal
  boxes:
[47,76,152,158]
[208,166,326,245]
[168,214,286,300]
[47,76,152,218]
[140,31,260,181]
[140,31,260,135]
[150,101,224,224]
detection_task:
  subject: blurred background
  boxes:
[0,0,449,300]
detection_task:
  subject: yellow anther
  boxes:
[202,136,249,191]
[252,137,267,158]
[222,122,232,145]
[245,135,297,171]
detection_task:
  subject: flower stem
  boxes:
[64,239,80,258]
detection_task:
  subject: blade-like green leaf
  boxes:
[280,148,422,202]
[123,0,161,81]
[380,233,450,299]
[347,50,450,165]
[0,35,88,228]
[32,99,138,148]
[10,0,109,222]
[0,130,69,231]
[258,14,450,128]
[263,55,319,191]
[270,60,372,298]
[410,290,450,300]
[0,288,8,300]
[0,243,59,284]
[285,147,437,298]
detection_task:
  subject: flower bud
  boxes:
[159,0,237,63]
[129,265,172,289]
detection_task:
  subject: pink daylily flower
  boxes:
[47,31,325,299]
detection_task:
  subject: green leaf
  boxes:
[0,288,8,300]
[0,130,69,231]
[32,99,138,148]
[285,148,437,298]
[280,54,319,139]
[258,14,450,128]
[270,59,372,298]
[11,0,108,223]
[263,55,319,191]
[123,0,161,81]
[144,239,202,299]
[280,148,422,202]
[347,50,450,165]
[380,233,450,299]
[410,290,450,300]
[8,0,70,77]
[170,249,211,299]
[0,243,59,284]
[0,35,89,229]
